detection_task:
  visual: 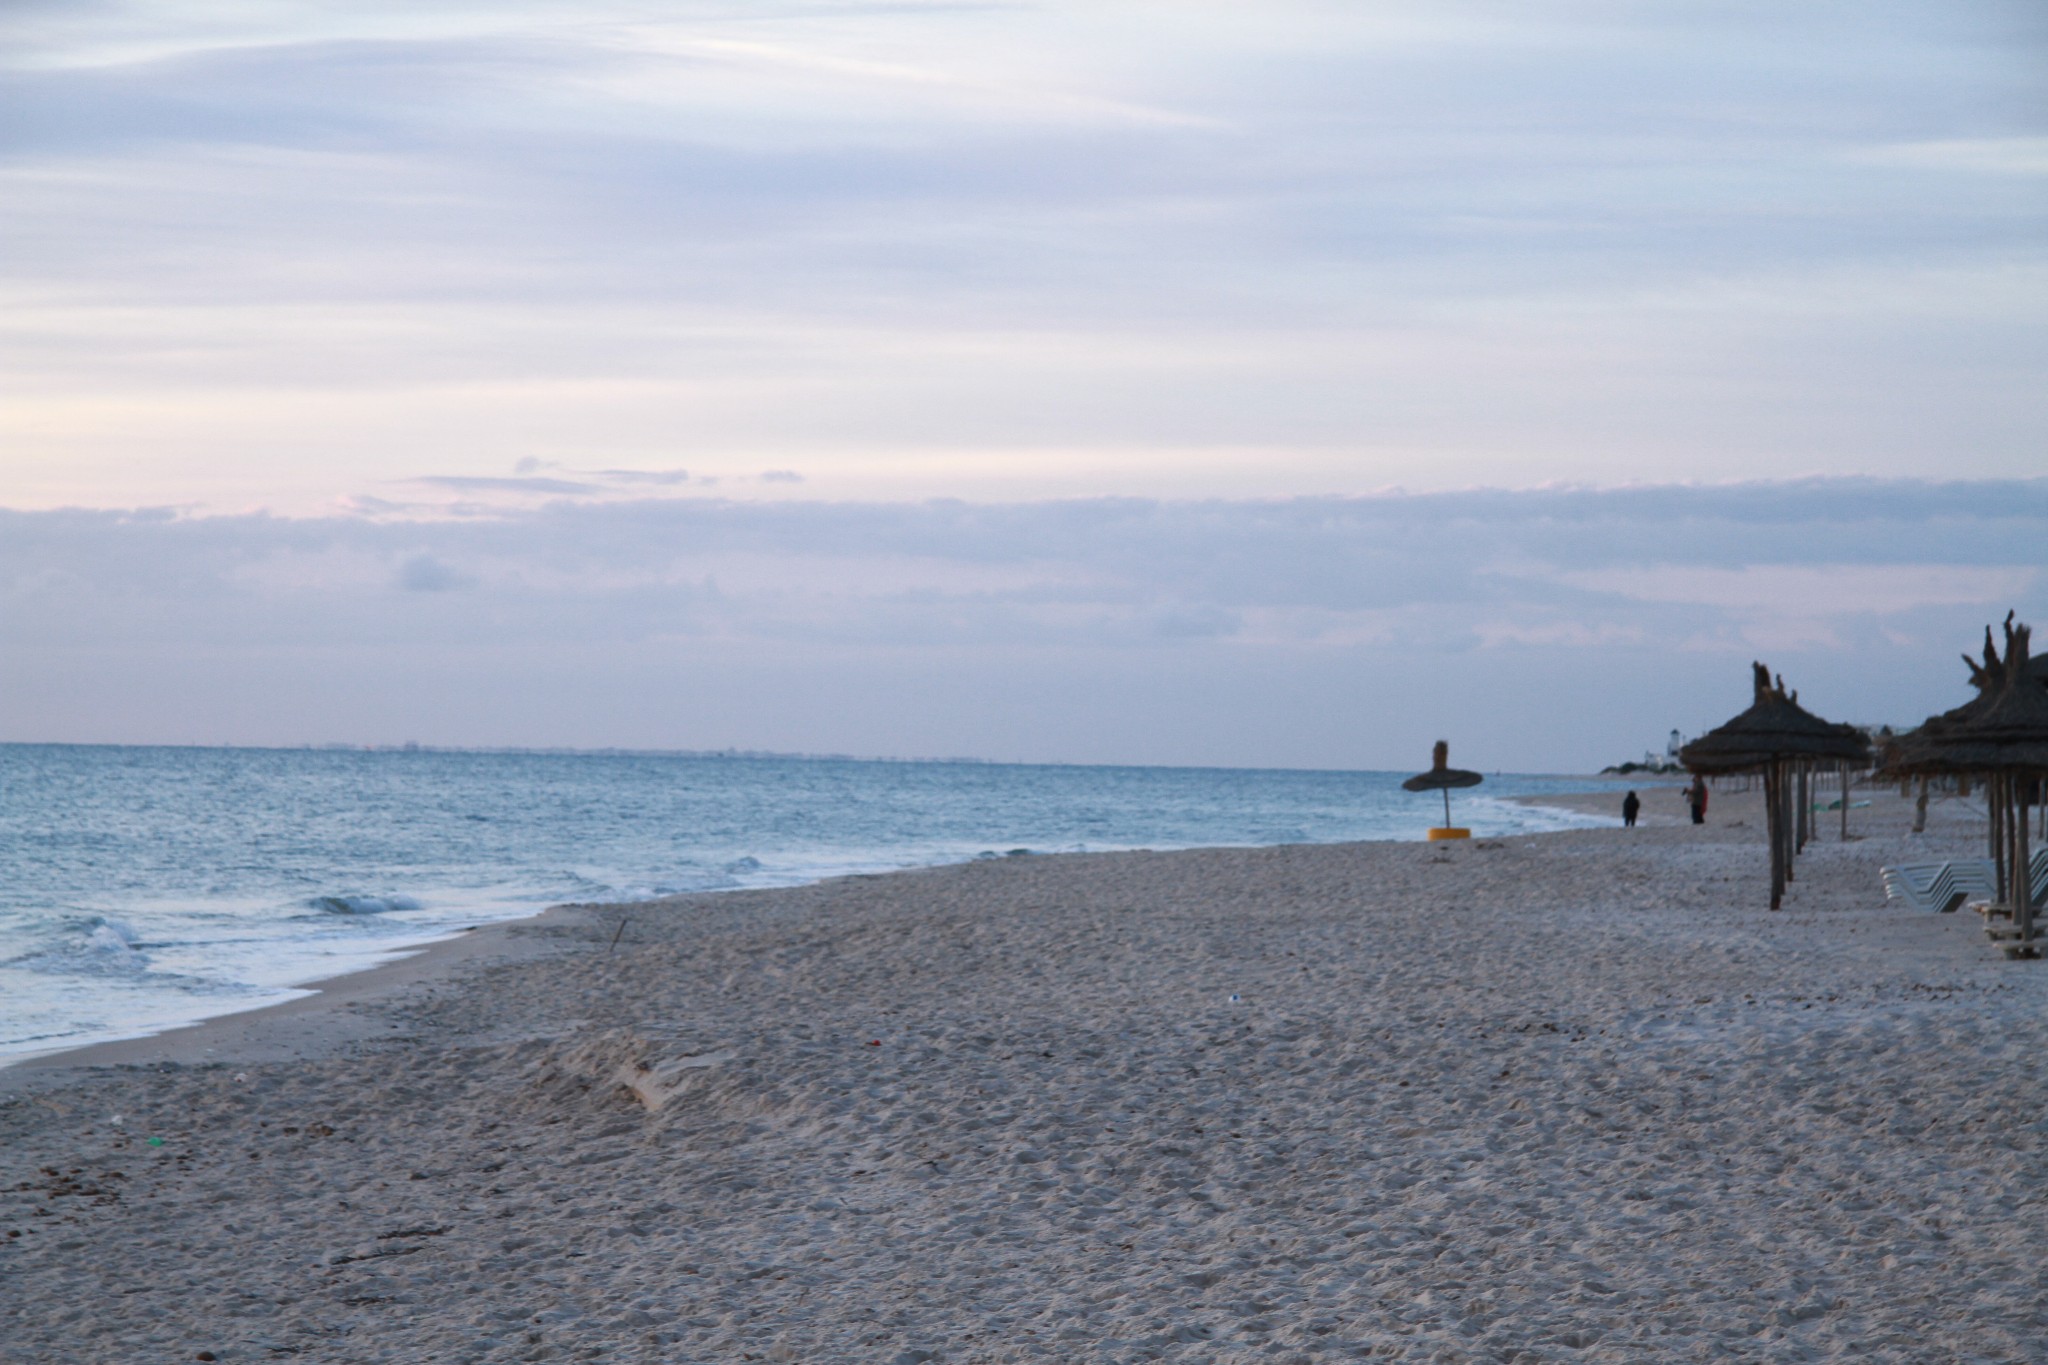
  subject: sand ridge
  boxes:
[2,786,2044,1363]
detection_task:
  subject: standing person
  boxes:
[1687,774,1708,825]
[1622,790,1641,827]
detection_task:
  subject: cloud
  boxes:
[1854,138,2048,177]
[395,553,468,592]
[409,475,601,496]
[602,30,1224,131]
[1,2,2042,511]
[1551,564,2040,614]
[2,479,2043,767]
[591,467,690,486]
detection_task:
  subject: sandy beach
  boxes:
[4,783,2044,1364]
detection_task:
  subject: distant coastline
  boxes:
[1,739,1629,777]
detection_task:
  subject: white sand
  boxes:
[3,784,2044,1364]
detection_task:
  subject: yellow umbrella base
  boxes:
[1426,827,1471,841]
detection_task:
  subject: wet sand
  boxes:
[3,783,2042,1364]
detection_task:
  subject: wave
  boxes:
[307,894,424,915]
[90,917,141,950]
[7,916,151,976]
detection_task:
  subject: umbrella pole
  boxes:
[1780,761,1793,902]
[1442,788,1452,829]
[1789,763,1800,881]
[1789,762,1798,855]
[1999,776,2031,953]
[1783,763,1797,884]
[2006,775,2016,904]
[1789,762,1799,880]
[1991,775,2006,900]
[1994,774,2009,902]
[2016,783,2034,953]
[1766,762,1785,910]
[1796,763,1809,854]
[1840,762,1850,841]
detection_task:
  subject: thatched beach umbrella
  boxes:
[1680,663,1870,909]
[1883,617,2020,870]
[1403,740,1483,835]
[1890,618,2048,956]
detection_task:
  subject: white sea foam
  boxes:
[308,894,425,915]
[88,919,140,951]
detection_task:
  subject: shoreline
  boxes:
[6,782,2039,1362]
[0,903,599,1093]
[2,788,1623,1083]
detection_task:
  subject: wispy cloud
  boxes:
[1853,137,2048,176]
[410,475,602,496]
[1551,564,2040,615]
[600,30,1225,131]
[589,467,691,486]
[2,2,2041,511]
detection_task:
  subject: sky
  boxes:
[2,1,2045,769]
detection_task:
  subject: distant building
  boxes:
[1603,728,1688,775]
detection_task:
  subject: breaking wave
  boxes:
[308,893,424,915]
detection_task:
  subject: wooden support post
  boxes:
[1784,763,1798,882]
[1766,762,1786,909]
[1991,773,2008,902]
[1792,762,1802,853]
[1794,769,1810,855]
[2015,782,2034,953]
[1795,763,1809,854]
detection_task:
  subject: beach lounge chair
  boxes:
[1977,851,2048,953]
[1960,850,2048,907]
[1879,859,1997,913]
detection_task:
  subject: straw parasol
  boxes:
[1889,618,2015,759]
[1890,618,2048,955]
[1680,663,1870,909]
[1886,619,2024,772]
[1402,740,1483,830]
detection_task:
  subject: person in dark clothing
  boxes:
[1622,790,1641,827]
[1686,775,1708,825]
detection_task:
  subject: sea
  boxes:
[0,744,1620,1064]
